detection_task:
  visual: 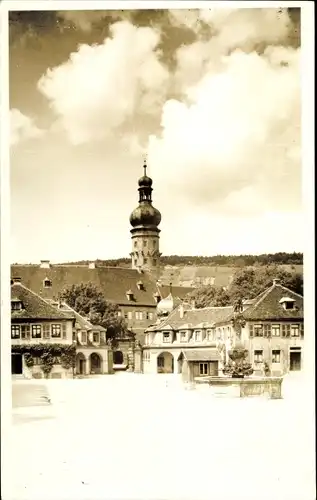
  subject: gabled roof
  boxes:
[147,303,233,332]
[182,349,221,362]
[46,300,106,332]
[242,281,303,321]
[11,264,195,308]
[11,283,75,321]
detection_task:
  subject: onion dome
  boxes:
[157,292,177,317]
[129,204,161,228]
[138,175,152,187]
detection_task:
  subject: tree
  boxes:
[228,265,303,301]
[61,283,129,342]
[185,286,231,309]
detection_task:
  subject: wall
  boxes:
[11,319,74,345]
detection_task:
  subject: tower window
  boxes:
[153,259,157,266]
[143,240,147,247]
[134,241,137,248]
[144,258,148,264]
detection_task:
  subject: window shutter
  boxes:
[44,324,50,339]
[286,325,291,338]
[62,323,67,339]
[282,325,286,338]
[300,323,304,338]
[249,325,254,338]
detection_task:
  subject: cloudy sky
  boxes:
[9,6,302,263]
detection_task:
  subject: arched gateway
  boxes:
[157,352,174,374]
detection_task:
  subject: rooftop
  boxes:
[11,282,75,321]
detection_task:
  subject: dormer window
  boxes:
[194,330,202,342]
[279,297,296,310]
[11,298,23,311]
[43,278,52,288]
[180,331,187,343]
[126,290,134,301]
[137,280,144,291]
[163,332,170,343]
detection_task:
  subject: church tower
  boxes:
[129,161,161,274]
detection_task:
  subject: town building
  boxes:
[238,278,304,375]
[143,294,234,376]
[11,279,75,379]
[142,279,304,377]
[47,300,113,375]
[10,162,194,347]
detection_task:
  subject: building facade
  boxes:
[238,278,304,375]
[11,280,75,379]
[143,297,234,375]
[47,300,113,376]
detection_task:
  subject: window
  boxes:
[134,259,138,266]
[143,240,147,247]
[11,300,22,311]
[153,259,157,266]
[199,363,208,375]
[272,350,281,363]
[147,312,153,320]
[271,325,280,337]
[254,325,263,337]
[117,311,122,317]
[93,332,99,343]
[43,324,50,339]
[21,325,30,340]
[285,301,295,310]
[32,325,42,339]
[180,332,187,342]
[163,332,170,343]
[291,325,299,337]
[144,258,148,264]
[11,325,20,339]
[81,331,87,343]
[152,240,156,248]
[134,241,137,248]
[51,324,61,338]
[124,313,128,319]
[254,350,263,363]
[43,279,52,288]
[127,311,133,320]
[135,311,143,320]
[194,331,201,342]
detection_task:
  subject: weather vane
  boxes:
[143,153,148,176]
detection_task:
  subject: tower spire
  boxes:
[143,154,147,176]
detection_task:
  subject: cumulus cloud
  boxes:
[148,8,301,218]
[10,108,45,146]
[38,21,169,144]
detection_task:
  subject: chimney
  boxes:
[11,277,22,284]
[40,260,50,269]
[273,278,280,286]
[88,261,95,269]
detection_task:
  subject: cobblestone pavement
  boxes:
[3,372,315,500]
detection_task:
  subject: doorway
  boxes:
[11,353,23,375]
[290,351,301,371]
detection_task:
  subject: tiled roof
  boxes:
[11,283,75,321]
[46,300,106,332]
[158,285,194,300]
[11,265,159,306]
[183,349,221,362]
[148,304,233,331]
[242,282,303,321]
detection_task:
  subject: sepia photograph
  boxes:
[1,2,315,500]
